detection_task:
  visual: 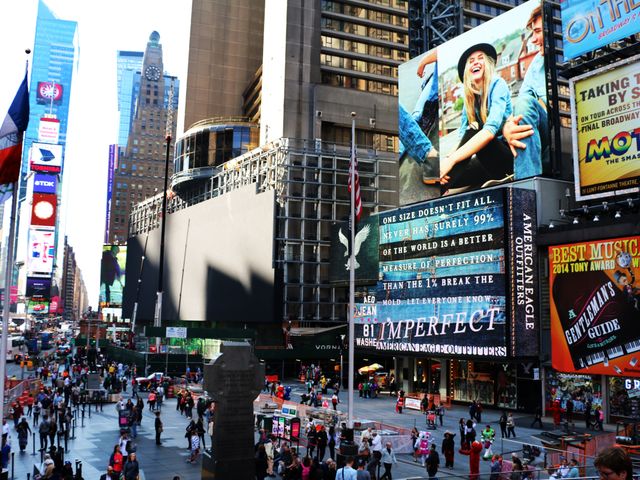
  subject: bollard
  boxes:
[81,410,85,428]
[71,418,76,439]
[64,432,68,451]
[27,474,30,480]
[11,451,14,479]
[88,402,91,418]
[31,432,36,456]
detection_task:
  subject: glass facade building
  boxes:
[172,119,259,190]
[116,51,144,148]
[20,0,78,201]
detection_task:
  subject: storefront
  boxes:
[448,360,541,411]
[608,377,640,422]
[544,370,603,417]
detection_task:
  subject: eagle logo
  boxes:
[338,224,371,270]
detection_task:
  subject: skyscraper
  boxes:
[12,0,78,316]
[106,32,179,244]
[116,51,144,149]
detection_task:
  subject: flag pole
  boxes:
[347,112,356,428]
[0,181,19,416]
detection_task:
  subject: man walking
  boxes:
[155,411,163,445]
[379,442,397,480]
[426,444,440,480]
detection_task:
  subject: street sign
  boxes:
[166,326,187,339]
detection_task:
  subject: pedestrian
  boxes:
[489,454,503,480]
[441,431,455,468]
[256,444,269,480]
[425,443,439,480]
[594,405,604,431]
[566,397,574,424]
[317,425,328,461]
[458,418,466,449]
[436,403,445,426]
[328,425,337,461]
[506,413,516,438]
[510,456,523,480]
[566,458,579,478]
[395,395,404,414]
[499,411,508,438]
[480,424,495,460]
[594,446,634,480]
[475,401,483,423]
[356,459,371,479]
[128,409,138,439]
[411,427,420,463]
[187,431,200,463]
[99,466,118,480]
[307,424,318,459]
[17,417,31,452]
[469,401,477,421]
[33,401,41,427]
[530,406,543,428]
[148,390,156,411]
[123,452,140,480]
[155,411,163,445]
[584,399,592,430]
[48,417,57,449]
[196,417,206,451]
[336,456,358,479]
[109,444,124,478]
[379,442,397,480]
[331,393,339,411]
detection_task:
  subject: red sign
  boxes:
[30,193,57,227]
[36,82,63,104]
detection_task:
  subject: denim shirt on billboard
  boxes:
[458,76,512,139]
[519,53,546,100]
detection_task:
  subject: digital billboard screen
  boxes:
[36,82,63,104]
[560,0,640,61]
[570,56,640,201]
[329,215,379,285]
[550,236,640,378]
[355,187,538,358]
[27,300,49,315]
[26,277,51,300]
[104,145,117,243]
[399,0,548,205]
[27,229,55,275]
[30,193,57,228]
[32,174,57,195]
[99,245,127,308]
[30,142,62,173]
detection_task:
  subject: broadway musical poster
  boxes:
[549,236,640,377]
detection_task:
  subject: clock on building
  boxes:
[145,65,161,81]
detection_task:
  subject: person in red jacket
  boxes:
[469,441,482,480]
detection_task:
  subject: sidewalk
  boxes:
[6,394,202,480]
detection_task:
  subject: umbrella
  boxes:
[358,363,384,375]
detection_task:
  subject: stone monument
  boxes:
[202,341,264,479]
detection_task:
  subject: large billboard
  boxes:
[399,0,548,205]
[99,244,127,308]
[27,300,49,315]
[570,56,640,200]
[27,229,55,276]
[30,193,57,228]
[26,277,51,300]
[560,0,640,61]
[36,82,63,104]
[355,187,538,358]
[30,142,62,173]
[329,215,379,285]
[38,117,60,144]
[550,236,640,378]
[104,145,117,243]
[32,174,57,195]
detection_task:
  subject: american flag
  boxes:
[348,138,362,222]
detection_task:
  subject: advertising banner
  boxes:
[560,0,640,61]
[104,145,117,243]
[27,229,55,275]
[355,187,538,358]
[549,236,640,377]
[36,82,63,104]
[99,244,127,308]
[38,117,60,144]
[26,277,51,300]
[570,56,640,200]
[399,0,548,205]
[27,300,49,315]
[30,142,62,173]
[30,193,57,228]
[329,215,379,285]
[32,174,57,195]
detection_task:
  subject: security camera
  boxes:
[316,110,322,118]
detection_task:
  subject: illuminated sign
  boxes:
[36,82,63,104]
[29,142,62,173]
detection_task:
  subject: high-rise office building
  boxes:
[126,0,406,328]
[11,0,78,316]
[105,32,179,244]
[116,51,144,149]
